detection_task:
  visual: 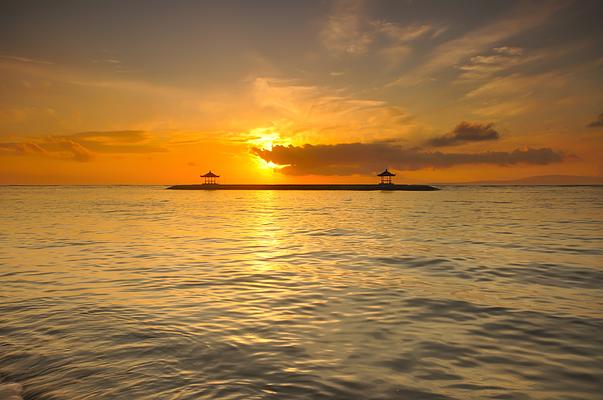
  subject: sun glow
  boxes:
[256,158,289,170]
[245,127,291,171]
[246,127,288,151]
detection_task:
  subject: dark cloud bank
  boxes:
[427,121,500,147]
[253,121,565,175]
[587,113,603,128]
[252,143,564,176]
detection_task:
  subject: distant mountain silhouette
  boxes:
[453,175,603,185]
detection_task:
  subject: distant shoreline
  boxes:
[167,184,440,191]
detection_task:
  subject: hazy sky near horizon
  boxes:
[1,0,602,183]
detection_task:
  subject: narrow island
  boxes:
[167,169,440,191]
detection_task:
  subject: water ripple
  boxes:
[0,185,602,399]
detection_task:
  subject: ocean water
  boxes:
[0,185,602,400]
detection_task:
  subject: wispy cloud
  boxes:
[375,22,441,68]
[0,142,47,156]
[252,77,415,142]
[456,47,533,81]
[373,21,435,43]
[493,46,524,56]
[0,138,93,162]
[321,0,440,60]
[464,72,571,120]
[379,45,413,69]
[0,130,168,162]
[62,130,168,154]
[465,72,566,99]
[388,1,566,86]
[0,55,53,65]
[94,58,121,64]
[461,71,569,119]
[321,0,372,55]
[0,56,188,98]
[472,100,532,119]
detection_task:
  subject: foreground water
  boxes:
[1,186,602,399]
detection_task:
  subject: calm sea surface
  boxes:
[1,186,602,400]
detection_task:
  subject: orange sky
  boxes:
[1,0,602,184]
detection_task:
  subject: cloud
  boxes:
[0,142,47,156]
[456,46,535,81]
[427,121,500,147]
[472,100,531,118]
[374,22,439,67]
[379,45,413,69]
[251,142,564,176]
[493,46,524,56]
[321,0,372,55]
[461,71,568,118]
[0,138,93,162]
[587,112,603,128]
[388,1,565,86]
[0,56,188,100]
[0,130,167,162]
[464,72,565,99]
[320,0,439,57]
[0,106,56,124]
[0,55,53,65]
[93,58,121,65]
[71,130,148,142]
[64,130,168,153]
[373,21,434,43]
[251,77,415,142]
[45,137,95,162]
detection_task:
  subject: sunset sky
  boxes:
[1,0,602,184]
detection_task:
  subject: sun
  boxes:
[245,127,291,171]
[246,127,285,151]
[252,133,280,151]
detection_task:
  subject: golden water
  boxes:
[1,186,602,399]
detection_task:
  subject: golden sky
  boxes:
[1,0,602,184]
